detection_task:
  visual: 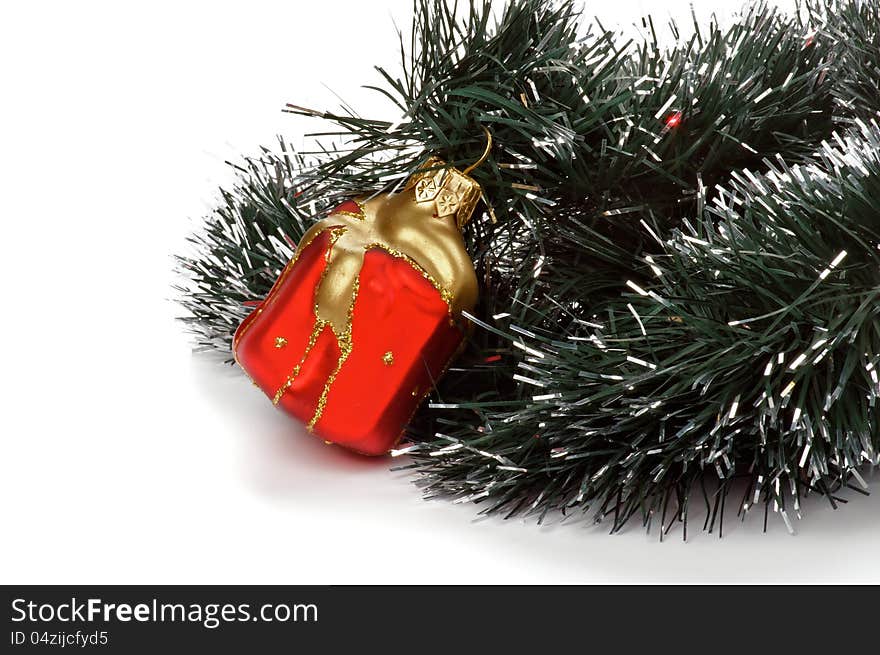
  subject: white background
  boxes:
[2,0,878,584]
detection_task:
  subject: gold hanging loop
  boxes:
[462,126,493,176]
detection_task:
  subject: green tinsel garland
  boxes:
[176,0,880,535]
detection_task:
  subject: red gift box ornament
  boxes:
[233,141,490,455]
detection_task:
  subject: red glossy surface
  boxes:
[233,228,465,456]
[332,199,362,216]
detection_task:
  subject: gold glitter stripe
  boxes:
[271,227,348,407]
[272,318,327,405]
[306,277,360,432]
[232,225,341,355]
[328,198,366,221]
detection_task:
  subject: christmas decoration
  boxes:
[232,152,486,455]
[176,0,880,535]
